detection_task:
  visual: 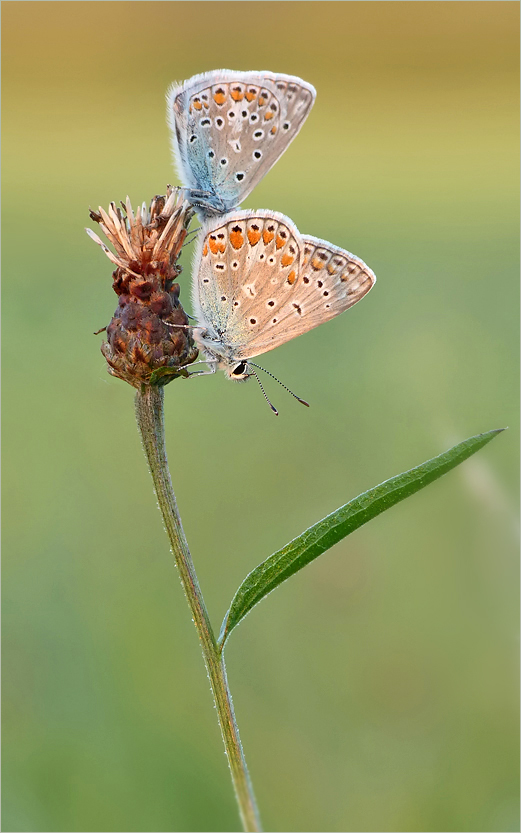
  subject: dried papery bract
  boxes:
[87,186,198,388]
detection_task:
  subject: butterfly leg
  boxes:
[164,322,207,331]
[179,359,217,377]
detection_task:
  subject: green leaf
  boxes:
[218,429,504,649]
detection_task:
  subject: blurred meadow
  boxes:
[2,2,519,831]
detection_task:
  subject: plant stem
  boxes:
[135,385,262,833]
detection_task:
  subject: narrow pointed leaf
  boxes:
[219,429,504,648]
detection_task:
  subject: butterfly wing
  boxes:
[192,210,303,360]
[167,70,316,214]
[226,234,376,359]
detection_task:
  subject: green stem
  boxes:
[135,385,262,833]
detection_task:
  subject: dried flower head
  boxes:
[87,186,198,388]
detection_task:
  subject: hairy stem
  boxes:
[135,385,261,833]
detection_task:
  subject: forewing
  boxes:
[241,235,377,358]
[167,70,316,212]
[192,210,303,357]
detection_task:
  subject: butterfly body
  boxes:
[167,70,316,215]
[190,210,376,381]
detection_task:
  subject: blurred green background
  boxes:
[3,2,519,831]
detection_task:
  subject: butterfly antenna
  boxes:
[248,362,310,408]
[249,369,278,416]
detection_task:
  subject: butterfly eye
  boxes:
[233,362,247,376]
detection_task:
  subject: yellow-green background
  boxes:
[3,2,519,831]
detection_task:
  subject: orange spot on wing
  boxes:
[245,90,257,102]
[264,110,274,120]
[275,234,286,249]
[202,243,208,256]
[287,270,297,285]
[263,229,275,244]
[213,91,226,105]
[311,256,325,270]
[230,228,244,249]
[247,227,261,245]
[341,267,358,282]
[258,95,267,106]
[208,235,226,255]
[281,253,294,267]
[270,126,277,134]
[193,99,202,110]
[231,88,244,101]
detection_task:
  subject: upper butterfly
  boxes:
[189,210,376,406]
[167,70,316,216]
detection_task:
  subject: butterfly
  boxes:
[185,210,376,412]
[167,70,316,216]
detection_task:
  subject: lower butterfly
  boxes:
[181,210,376,413]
